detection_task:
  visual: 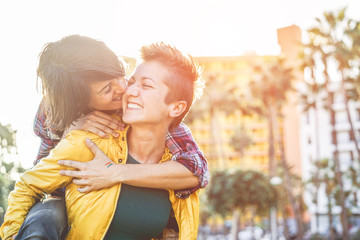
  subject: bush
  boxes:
[309,233,327,240]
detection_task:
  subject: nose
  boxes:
[114,77,127,93]
[125,82,139,97]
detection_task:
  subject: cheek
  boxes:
[87,95,97,108]
[88,95,109,109]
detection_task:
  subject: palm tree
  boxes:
[300,42,328,234]
[309,7,360,162]
[345,19,360,100]
[320,47,350,240]
[230,126,252,159]
[185,74,235,169]
[249,57,292,173]
[332,18,360,159]
[303,8,360,239]
[322,158,338,240]
[249,57,305,239]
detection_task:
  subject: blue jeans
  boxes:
[15,198,68,240]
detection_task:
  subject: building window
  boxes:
[337,131,351,144]
[335,111,348,123]
[333,93,345,104]
[306,112,310,125]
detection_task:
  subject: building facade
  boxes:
[188,25,303,177]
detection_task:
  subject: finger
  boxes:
[90,122,120,138]
[72,178,88,186]
[92,111,123,130]
[118,121,126,131]
[85,138,105,156]
[84,124,110,138]
[110,131,120,138]
[58,160,85,170]
[59,169,84,178]
[86,124,120,138]
[77,186,91,193]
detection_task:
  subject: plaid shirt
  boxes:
[33,104,209,199]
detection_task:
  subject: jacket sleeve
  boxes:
[0,131,90,240]
[166,123,210,199]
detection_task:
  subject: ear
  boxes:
[169,101,187,118]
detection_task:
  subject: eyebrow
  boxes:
[98,82,111,94]
[131,76,155,82]
[128,76,156,85]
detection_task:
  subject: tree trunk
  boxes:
[340,70,360,159]
[314,103,321,234]
[315,198,320,234]
[268,103,277,177]
[249,206,256,240]
[274,98,303,239]
[354,191,358,208]
[278,137,304,240]
[230,208,240,240]
[268,102,278,240]
[281,203,290,240]
[333,151,349,239]
[324,66,349,240]
[327,196,335,240]
[210,109,226,169]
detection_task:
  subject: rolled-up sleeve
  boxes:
[166,123,210,199]
[33,102,61,164]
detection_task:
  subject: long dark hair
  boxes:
[37,35,125,131]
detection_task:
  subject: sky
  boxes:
[0,0,359,168]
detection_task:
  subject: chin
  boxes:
[122,116,138,124]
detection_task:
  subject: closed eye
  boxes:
[143,83,153,88]
[100,85,111,94]
[142,79,154,88]
[98,83,112,94]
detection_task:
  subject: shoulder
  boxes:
[169,122,190,135]
[64,130,109,149]
[64,128,128,153]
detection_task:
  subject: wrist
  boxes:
[111,164,125,184]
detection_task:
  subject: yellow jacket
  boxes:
[0,127,199,240]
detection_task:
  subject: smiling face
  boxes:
[122,61,173,127]
[87,76,127,111]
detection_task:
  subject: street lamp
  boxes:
[270,176,283,240]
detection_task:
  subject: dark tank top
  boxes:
[104,154,171,240]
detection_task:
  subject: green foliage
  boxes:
[351,229,360,240]
[302,10,360,237]
[0,123,16,148]
[0,123,24,225]
[249,57,294,115]
[302,7,360,104]
[185,74,241,125]
[206,170,276,217]
[309,233,327,240]
[230,127,252,156]
[206,171,233,216]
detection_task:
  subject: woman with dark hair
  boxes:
[0,35,208,240]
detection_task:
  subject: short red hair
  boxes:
[140,42,205,129]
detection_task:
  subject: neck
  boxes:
[127,124,169,164]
